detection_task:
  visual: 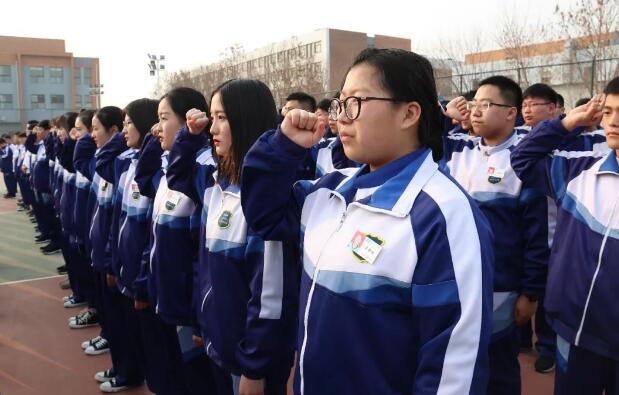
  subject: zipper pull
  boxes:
[337,211,346,230]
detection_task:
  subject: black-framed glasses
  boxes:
[329,96,403,121]
[466,101,514,112]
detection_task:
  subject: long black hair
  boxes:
[212,79,277,185]
[124,98,159,145]
[94,106,124,132]
[348,48,443,161]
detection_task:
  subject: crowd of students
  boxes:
[1,47,617,395]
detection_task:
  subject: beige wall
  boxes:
[0,36,68,55]
[375,35,411,50]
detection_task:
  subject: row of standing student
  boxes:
[27,46,618,395]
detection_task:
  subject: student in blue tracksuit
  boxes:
[242,48,494,395]
[511,78,619,395]
[97,98,160,393]
[442,76,550,395]
[169,79,298,395]
[1,134,17,198]
[134,87,214,395]
[70,110,106,353]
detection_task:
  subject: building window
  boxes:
[0,94,13,109]
[49,67,64,84]
[50,94,65,110]
[314,41,322,54]
[31,94,45,109]
[83,68,92,85]
[74,68,82,84]
[0,66,11,83]
[30,67,44,83]
[75,94,81,108]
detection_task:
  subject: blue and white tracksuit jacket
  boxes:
[59,138,77,238]
[89,133,127,272]
[511,117,619,361]
[309,135,359,179]
[108,149,152,298]
[134,133,201,326]
[167,128,298,379]
[73,134,97,250]
[25,137,50,196]
[242,129,494,395]
[441,131,550,338]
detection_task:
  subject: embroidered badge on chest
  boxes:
[217,210,233,229]
[131,182,140,200]
[100,181,109,192]
[487,166,505,184]
[164,190,181,211]
[349,230,385,264]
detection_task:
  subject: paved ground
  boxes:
[0,177,554,394]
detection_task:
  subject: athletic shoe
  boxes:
[85,337,110,355]
[56,265,67,274]
[82,335,103,350]
[100,378,136,393]
[64,295,86,308]
[69,310,99,329]
[94,368,116,383]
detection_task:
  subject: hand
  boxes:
[239,376,265,395]
[514,295,538,326]
[106,274,117,287]
[192,335,203,347]
[134,300,150,310]
[562,94,605,131]
[445,96,470,122]
[280,109,325,148]
[186,108,209,135]
[150,123,160,138]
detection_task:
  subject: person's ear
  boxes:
[506,107,518,122]
[401,101,421,130]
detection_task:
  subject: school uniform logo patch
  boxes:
[100,181,109,192]
[487,166,505,184]
[217,210,233,229]
[164,190,181,211]
[130,182,140,200]
[349,230,385,264]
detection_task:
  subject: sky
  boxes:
[0,0,579,107]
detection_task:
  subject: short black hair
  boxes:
[94,106,124,132]
[125,98,159,145]
[316,98,331,112]
[285,91,316,112]
[350,47,443,161]
[26,120,38,131]
[58,112,78,131]
[463,89,477,101]
[38,120,51,130]
[161,87,208,122]
[478,76,523,113]
[556,93,564,107]
[575,97,591,107]
[18,132,27,138]
[522,83,558,105]
[604,76,619,95]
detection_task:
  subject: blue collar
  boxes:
[336,148,433,212]
[597,151,619,176]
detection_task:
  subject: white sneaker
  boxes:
[94,368,115,383]
[100,378,132,393]
[64,296,87,308]
[85,337,110,355]
[82,335,102,350]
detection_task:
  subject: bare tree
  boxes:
[555,0,619,94]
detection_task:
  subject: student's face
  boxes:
[337,63,415,169]
[470,85,517,138]
[35,126,46,141]
[522,96,556,127]
[315,108,329,124]
[74,117,89,138]
[158,98,184,151]
[123,114,142,149]
[91,116,115,148]
[58,127,67,142]
[209,92,232,157]
[328,117,338,134]
[602,94,619,151]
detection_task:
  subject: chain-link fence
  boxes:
[434,58,619,109]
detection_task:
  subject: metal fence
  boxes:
[434,58,619,108]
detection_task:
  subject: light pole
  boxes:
[147,54,166,86]
[89,84,104,109]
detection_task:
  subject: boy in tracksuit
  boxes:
[443,76,549,394]
[511,78,619,395]
[0,134,17,198]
